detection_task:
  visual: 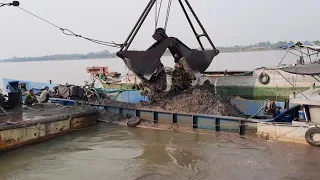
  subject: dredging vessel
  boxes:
[1,0,319,149]
[87,42,320,101]
[84,0,320,147]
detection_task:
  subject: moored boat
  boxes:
[199,66,316,101]
[3,78,147,104]
[87,42,320,101]
[86,66,141,89]
[257,83,320,146]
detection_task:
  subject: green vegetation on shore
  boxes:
[217,40,320,53]
[1,40,319,63]
[0,50,116,63]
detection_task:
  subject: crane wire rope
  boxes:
[145,0,173,77]
[164,0,173,31]
[17,6,122,48]
[155,0,163,29]
[154,0,172,31]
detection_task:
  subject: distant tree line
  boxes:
[1,41,320,62]
[217,40,320,52]
[0,50,115,63]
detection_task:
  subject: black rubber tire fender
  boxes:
[258,72,270,84]
[305,127,320,147]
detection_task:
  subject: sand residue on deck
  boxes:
[93,80,243,117]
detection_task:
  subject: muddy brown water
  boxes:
[0,123,319,180]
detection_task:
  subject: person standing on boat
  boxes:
[39,86,51,103]
[24,89,38,106]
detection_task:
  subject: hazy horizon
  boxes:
[1,0,319,59]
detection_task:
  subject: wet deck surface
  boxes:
[0,105,97,129]
[0,123,319,180]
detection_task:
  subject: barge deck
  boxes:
[0,104,98,152]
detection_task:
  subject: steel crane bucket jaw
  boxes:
[117,38,173,81]
[183,49,219,74]
[117,47,218,81]
[119,51,163,81]
[117,30,219,81]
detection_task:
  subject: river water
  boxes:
[0,50,298,89]
[1,123,320,180]
[1,51,320,179]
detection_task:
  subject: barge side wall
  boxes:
[0,112,98,151]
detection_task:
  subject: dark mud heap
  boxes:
[146,57,196,102]
[92,57,244,117]
[141,80,244,117]
[171,58,196,93]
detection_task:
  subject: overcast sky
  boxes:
[0,0,319,59]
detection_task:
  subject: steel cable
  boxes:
[164,0,172,30]
[155,0,163,29]
[17,7,122,48]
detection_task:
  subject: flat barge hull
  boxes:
[0,107,98,152]
[93,104,257,136]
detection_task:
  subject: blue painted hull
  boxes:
[3,78,147,103]
[3,78,56,101]
[231,98,285,117]
[98,89,148,103]
[3,78,293,120]
[3,78,55,91]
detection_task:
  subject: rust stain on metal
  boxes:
[5,138,17,144]
[1,112,98,152]
[71,118,85,129]
[0,135,18,149]
[0,135,5,149]
[59,125,66,132]
[71,114,97,129]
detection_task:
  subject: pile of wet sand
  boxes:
[138,80,244,117]
[92,80,243,117]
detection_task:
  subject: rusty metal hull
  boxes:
[0,109,98,152]
[92,104,254,135]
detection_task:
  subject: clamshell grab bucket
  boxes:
[183,49,218,74]
[116,0,220,87]
[119,38,173,80]
[118,35,219,81]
